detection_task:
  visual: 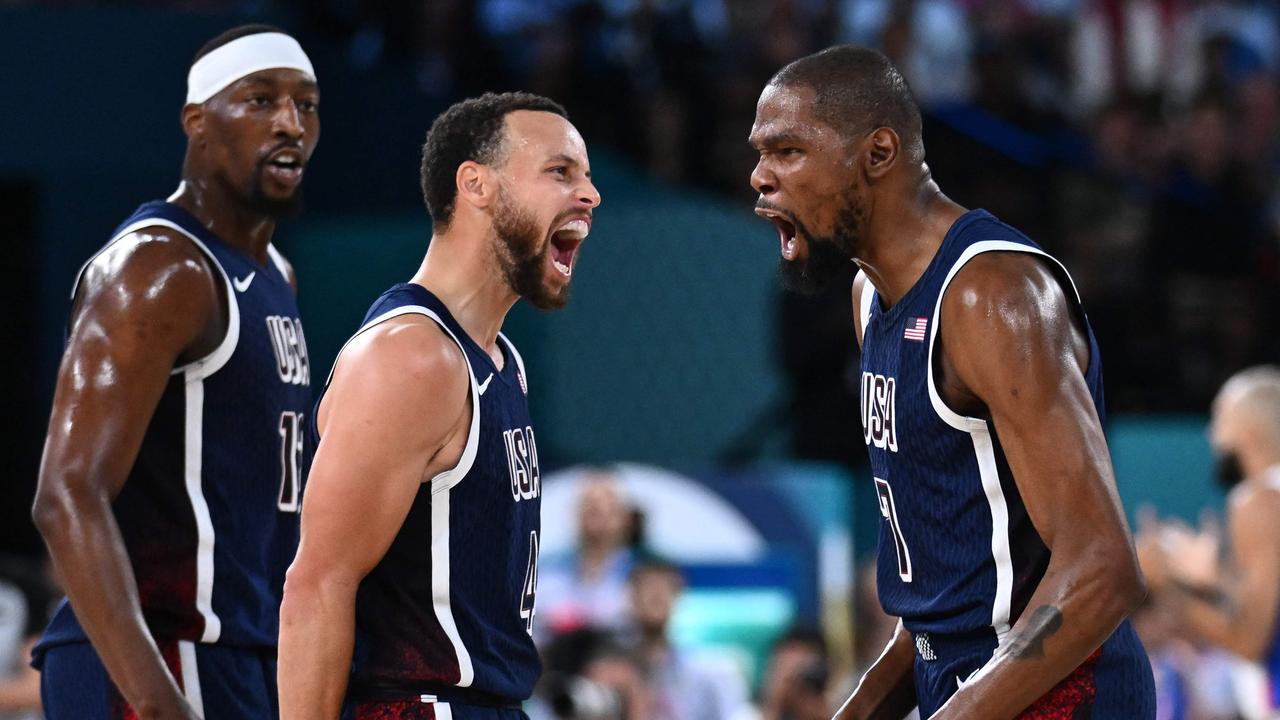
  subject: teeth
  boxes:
[552,259,571,276]
[555,219,589,240]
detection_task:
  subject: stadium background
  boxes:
[0,0,1275,716]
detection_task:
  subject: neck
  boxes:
[853,168,967,307]
[171,174,277,264]
[412,224,518,359]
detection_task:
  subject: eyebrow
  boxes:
[748,131,807,150]
[546,153,591,178]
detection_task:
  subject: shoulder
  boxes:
[76,226,219,317]
[942,251,1062,317]
[336,314,471,402]
[1229,481,1280,530]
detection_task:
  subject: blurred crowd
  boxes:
[271,0,1280,426]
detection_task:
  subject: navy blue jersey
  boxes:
[313,283,542,704]
[858,209,1106,640]
[38,199,311,652]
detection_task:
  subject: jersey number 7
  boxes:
[875,477,912,582]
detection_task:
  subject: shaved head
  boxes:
[1215,366,1280,451]
[769,45,924,162]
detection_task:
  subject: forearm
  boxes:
[932,557,1142,719]
[35,486,188,715]
[1173,592,1264,661]
[835,620,917,720]
[278,574,359,720]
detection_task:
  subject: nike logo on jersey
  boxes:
[478,373,494,395]
[233,271,256,292]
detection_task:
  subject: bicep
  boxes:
[42,242,217,497]
[944,257,1124,551]
[295,329,468,582]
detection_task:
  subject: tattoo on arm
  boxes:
[1005,605,1064,659]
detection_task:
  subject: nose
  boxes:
[750,158,776,196]
[273,98,304,141]
[577,177,601,209]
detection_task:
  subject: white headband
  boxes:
[186,32,316,105]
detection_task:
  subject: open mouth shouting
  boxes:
[755,206,802,261]
[548,216,590,278]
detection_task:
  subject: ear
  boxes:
[864,127,901,180]
[455,160,495,211]
[181,104,205,142]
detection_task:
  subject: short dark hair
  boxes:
[420,92,568,229]
[770,45,923,161]
[192,24,290,67]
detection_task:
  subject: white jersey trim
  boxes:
[182,375,223,643]
[431,489,475,688]
[320,304,479,687]
[497,332,526,383]
[322,304,482,495]
[70,215,241,382]
[266,243,290,281]
[856,271,876,346]
[177,640,206,717]
[924,239,1084,644]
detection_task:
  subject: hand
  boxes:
[1161,513,1220,589]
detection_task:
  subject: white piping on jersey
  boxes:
[322,304,482,495]
[323,303,481,687]
[923,239,1084,645]
[856,270,875,346]
[183,375,223,643]
[265,243,290,280]
[433,701,455,719]
[431,489,475,687]
[177,640,206,717]
[498,331,527,383]
[71,216,242,382]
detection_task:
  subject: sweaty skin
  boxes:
[278,109,600,719]
[749,80,1145,719]
[32,66,316,720]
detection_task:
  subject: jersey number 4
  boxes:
[520,530,538,635]
[875,478,913,582]
[278,411,304,512]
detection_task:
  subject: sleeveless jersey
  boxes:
[857,209,1106,641]
[38,198,312,651]
[313,283,543,703]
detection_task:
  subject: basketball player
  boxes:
[1138,366,1280,717]
[31,25,318,719]
[278,92,599,719]
[748,46,1155,718]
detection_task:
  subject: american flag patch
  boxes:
[903,317,928,342]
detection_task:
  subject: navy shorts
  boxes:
[911,619,1156,718]
[37,639,278,719]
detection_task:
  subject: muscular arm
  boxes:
[930,254,1146,720]
[1172,490,1280,662]
[32,232,220,719]
[834,619,918,720]
[278,318,470,720]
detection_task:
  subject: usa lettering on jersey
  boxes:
[266,316,310,386]
[861,371,898,451]
[504,426,541,502]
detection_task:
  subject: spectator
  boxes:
[759,626,830,720]
[538,470,638,639]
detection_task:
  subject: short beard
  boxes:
[779,200,860,295]
[248,157,304,219]
[492,191,566,310]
